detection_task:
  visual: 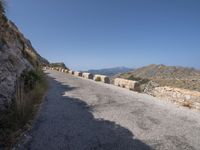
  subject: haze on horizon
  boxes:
[7,0,200,70]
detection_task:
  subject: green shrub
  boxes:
[128,75,142,81]
[0,68,48,148]
[128,75,149,84]
[0,0,5,14]
[16,69,48,118]
[21,70,41,91]
[139,78,150,84]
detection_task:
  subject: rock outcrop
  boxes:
[0,5,49,112]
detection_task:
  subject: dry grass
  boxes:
[0,69,48,149]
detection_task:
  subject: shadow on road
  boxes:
[17,73,151,150]
[48,75,152,150]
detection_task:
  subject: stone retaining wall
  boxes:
[152,86,200,110]
[45,67,68,72]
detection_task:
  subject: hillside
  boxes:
[118,64,200,92]
[87,67,132,76]
[0,2,50,147]
[50,62,68,69]
[0,2,49,112]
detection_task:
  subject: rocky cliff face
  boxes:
[0,5,49,112]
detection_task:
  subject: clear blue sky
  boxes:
[6,0,200,70]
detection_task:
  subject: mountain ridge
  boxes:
[87,67,133,76]
[117,64,200,92]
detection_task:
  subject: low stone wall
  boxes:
[82,73,93,79]
[43,67,200,111]
[44,67,69,73]
[69,70,74,75]
[74,71,82,77]
[54,67,59,71]
[114,78,140,91]
[152,86,200,110]
[94,75,110,84]
[64,69,68,73]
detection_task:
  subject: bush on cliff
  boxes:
[0,69,48,148]
[0,0,5,14]
[21,70,41,91]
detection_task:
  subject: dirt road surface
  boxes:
[16,70,200,150]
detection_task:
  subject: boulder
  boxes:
[82,73,94,79]
[74,71,82,77]
[69,70,74,75]
[114,78,140,91]
[64,69,68,73]
[94,75,110,84]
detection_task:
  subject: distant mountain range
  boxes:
[87,67,133,76]
[117,64,200,92]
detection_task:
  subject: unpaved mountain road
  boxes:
[17,70,200,150]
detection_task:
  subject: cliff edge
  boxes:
[0,2,49,112]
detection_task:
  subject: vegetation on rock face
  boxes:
[0,0,49,110]
[0,0,5,14]
[0,3,49,68]
[118,64,200,92]
[0,69,48,148]
[21,70,41,91]
[0,1,49,148]
[128,75,150,84]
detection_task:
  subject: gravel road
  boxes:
[17,70,200,150]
